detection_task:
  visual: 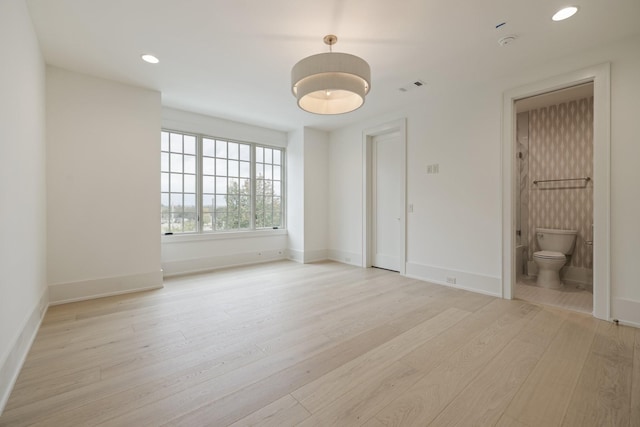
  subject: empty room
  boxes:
[1,0,639,425]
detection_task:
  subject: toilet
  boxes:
[533,228,577,289]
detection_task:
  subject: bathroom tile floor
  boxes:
[515,276,593,314]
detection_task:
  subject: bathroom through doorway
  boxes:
[502,63,611,321]
[513,83,594,314]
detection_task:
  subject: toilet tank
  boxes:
[536,228,577,254]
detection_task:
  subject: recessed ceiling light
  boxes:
[552,6,578,21]
[141,54,159,64]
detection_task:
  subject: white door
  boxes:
[372,132,402,271]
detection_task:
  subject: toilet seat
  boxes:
[533,250,565,260]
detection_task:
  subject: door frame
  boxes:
[501,63,611,320]
[363,119,407,274]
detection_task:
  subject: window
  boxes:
[161,130,285,234]
[161,132,197,233]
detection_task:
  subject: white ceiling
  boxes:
[26,0,640,132]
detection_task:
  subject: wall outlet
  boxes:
[446,276,457,284]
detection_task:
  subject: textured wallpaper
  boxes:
[527,96,594,269]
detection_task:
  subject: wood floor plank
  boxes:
[373,301,540,426]
[428,307,566,426]
[361,418,387,427]
[25,335,330,427]
[494,413,532,427]
[296,362,420,427]
[3,342,268,427]
[503,311,597,426]
[227,394,311,427]
[399,298,520,373]
[113,326,401,426]
[561,321,635,427]
[0,261,636,427]
[292,307,470,413]
[3,366,101,412]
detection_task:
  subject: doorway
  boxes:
[513,83,594,314]
[362,119,407,274]
[502,63,611,320]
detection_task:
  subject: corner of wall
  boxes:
[0,287,49,415]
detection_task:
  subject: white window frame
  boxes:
[161,129,286,237]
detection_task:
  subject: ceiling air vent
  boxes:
[399,79,426,92]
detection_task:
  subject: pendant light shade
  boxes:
[291,35,371,115]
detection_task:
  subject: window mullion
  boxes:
[252,144,256,230]
[197,135,203,233]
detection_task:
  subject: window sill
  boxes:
[161,228,287,244]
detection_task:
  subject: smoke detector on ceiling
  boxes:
[498,35,518,46]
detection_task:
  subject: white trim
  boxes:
[287,249,328,265]
[164,249,287,277]
[302,249,329,264]
[162,228,287,244]
[362,118,407,275]
[288,249,304,263]
[502,63,611,320]
[328,250,362,267]
[611,298,640,328]
[0,288,48,415]
[406,262,502,297]
[49,270,164,305]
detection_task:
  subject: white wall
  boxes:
[46,67,163,303]
[329,34,640,322]
[161,108,289,275]
[287,128,305,262]
[303,128,329,261]
[606,36,640,324]
[0,0,48,412]
[328,125,369,265]
[287,127,330,264]
[163,107,287,148]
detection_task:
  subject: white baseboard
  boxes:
[611,297,640,328]
[288,249,303,263]
[0,288,48,415]
[288,249,330,264]
[302,249,328,264]
[49,270,164,305]
[327,250,362,267]
[163,249,287,277]
[406,262,501,297]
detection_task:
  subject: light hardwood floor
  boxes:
[515,278,593,314]
[1,261,638,426]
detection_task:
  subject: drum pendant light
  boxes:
[291,35,371,115]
